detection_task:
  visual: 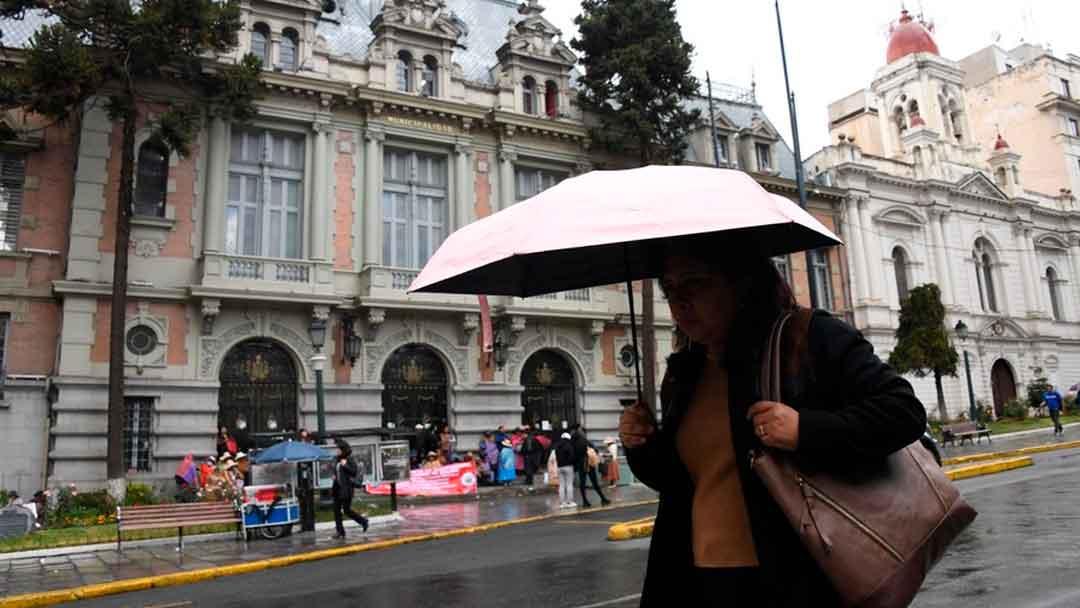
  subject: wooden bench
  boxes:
[117,501,241,552]
[941,422,992,447]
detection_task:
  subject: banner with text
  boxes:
[364,461,478,497]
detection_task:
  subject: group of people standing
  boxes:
[551,427,615,509]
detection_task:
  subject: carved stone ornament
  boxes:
[132,239,162,258]
[378,0,464,40]
[498,0,575,65]
[201,299,221,336]
[461,313,480,347]
[366,307,387,340]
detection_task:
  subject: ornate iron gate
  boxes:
[521,350,577,431]
[218,339,299,438]
[381,344,448,430]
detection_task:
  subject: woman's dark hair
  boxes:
[661,235,797,358]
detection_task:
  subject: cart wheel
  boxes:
[257,525,288,540]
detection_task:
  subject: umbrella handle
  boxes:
[624,245,644,406]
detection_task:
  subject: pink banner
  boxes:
[364,462,479,497]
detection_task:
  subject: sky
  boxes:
[539,0,1080,158]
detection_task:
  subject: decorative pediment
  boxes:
[497,1,576,66]
[1034,233,1070,251]
[873,205,926,227]
[744,113,780,140]
[374,0,465,42]
[976,317,1028,340]
[956,172,1009,201]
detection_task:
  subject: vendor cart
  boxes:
[243,462,300,540]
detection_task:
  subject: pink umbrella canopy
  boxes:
[409,165,840,296]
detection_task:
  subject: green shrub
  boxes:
[124,483,157,507]
[48,485,116,528]
[1026,377,1051,412]
[1002,398,1028,420]
[1065,396,1077,414]
[0,489,10,506]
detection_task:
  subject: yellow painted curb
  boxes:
[607,517,655,541]
[942,440,1080,466]
[0,499,658,608]
[945,456,1034,481]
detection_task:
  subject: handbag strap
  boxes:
[759,312,794,402]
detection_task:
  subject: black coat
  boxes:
[571,431,589,471]
[332,456,360,502]
[553,438,576,468]
[627,310,926,607]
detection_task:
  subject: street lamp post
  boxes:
[309,318,328,439]
[955,320,978,423]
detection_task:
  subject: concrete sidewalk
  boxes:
[0,486,657,600]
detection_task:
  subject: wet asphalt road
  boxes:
[70,447,1080,607]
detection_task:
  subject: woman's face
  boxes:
[220,427,228,436]
[660,254,740,347]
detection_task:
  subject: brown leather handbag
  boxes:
[750,312,977,608]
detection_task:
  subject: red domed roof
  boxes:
[886,9,940,64]
[994,134,1010,150]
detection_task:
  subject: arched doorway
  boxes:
[218,339,299,448]
[521,350,578,432]
[380,344,448,430]
[991,359,1017,417]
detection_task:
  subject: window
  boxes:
[717,135,729,163]
[948,100,964,142]
[810,249,834,310]
[0,313,8,397]
[126,325,158,356]
[396,51,412,92]
[522,76,536,115]
[280,28,298,71]
[515,167,566,202]
[892,247,910,303]
[134,140,168,217]
[1069,118,1080,138]
[755,143,772,171]
[124,397,153,473]
[0,153,26,252]
[995,167,1007,187]
[382,149,448,270]
[544,80,559,118]
[227,128,305,259]
[772,255,791,284]
[1047,267,1062,321]
[973,240,998,313]
[420,56,438,97]
[250,23,270,67]
[1063,78,1073,98]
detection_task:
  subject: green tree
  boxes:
[0,0,261,492]
[888,284,959,422]
[572,0,700,413]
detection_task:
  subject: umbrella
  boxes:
[408,165,841,399]
[252,440,329,464]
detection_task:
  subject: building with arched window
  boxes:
[807,8,1080,421]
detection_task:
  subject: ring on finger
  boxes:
[757,424,766,437]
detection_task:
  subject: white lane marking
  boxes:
[570,594,642,608]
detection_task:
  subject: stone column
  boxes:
[858,199,885,302]
[498,149,516,211]
[1025,228,1047,315]
[938,212,959,306]
[454,144,472,231]
[203,116,228,253]
[845,196,869,303]
[1068,236,1080,321]
[362,129,384,268]
[1013,226,1036,315]
[310,123,329,261]
[929,209,952,306]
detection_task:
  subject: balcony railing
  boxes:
[200,252,335,300]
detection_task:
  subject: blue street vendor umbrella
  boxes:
[252,440,328,464]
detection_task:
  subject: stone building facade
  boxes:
[0,0,848,489]
[808,10,1080,420]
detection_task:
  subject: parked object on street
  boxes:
[941,422,992,446]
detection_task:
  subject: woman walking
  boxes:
[619,238,926,606]
[331,439,369,539]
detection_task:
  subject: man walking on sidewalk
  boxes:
[571,425,610,508]
[332,439,369,539]
[554,432,577,508]
[1042,385,1066,436]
